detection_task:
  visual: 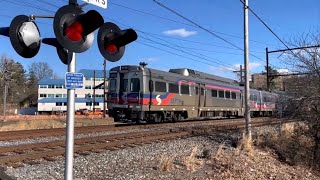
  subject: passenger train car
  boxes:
[107,65,278,122]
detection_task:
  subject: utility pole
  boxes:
[103,59,107,118]
[266,47,270,91]
[3,84,7,121]
[266,45,320,91]
[244,0,251,138]
[233,65,244,85]
[93,70,96,112]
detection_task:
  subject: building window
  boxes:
[180,84,190,95]
[55,94,63,98]
[225,91,231,99]
[39,94,47,98]
[86,102,92,106]
[48,94,55,98]
[55,85,63,89]
[94,102,99,106]
[85,77,91,81]
[85,86,91,89]
[211,90,218,97]
[96,78,104,81]
[155,81,167,92]
[169,83,179,93]
[218,90,224,98]
[39,85,47,88]
[63,94,67,98]
[130,78,140,92]
[56,102,63,106]
[231,92,237,99]
[48,85,55,88]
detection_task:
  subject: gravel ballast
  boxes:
[3,127,320,180]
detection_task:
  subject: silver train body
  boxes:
[107,65,278,122]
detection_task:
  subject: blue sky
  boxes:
[0,0,319,79]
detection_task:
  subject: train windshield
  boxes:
[130,78,140,92]
[109,79,117,92]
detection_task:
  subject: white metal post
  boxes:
[65,52,76,180]
[244,0,251,138]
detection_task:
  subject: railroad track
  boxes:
[0,119,293,167]
[0,117,277,141]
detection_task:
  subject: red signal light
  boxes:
[105,44,118,54]
[64,21,83,42]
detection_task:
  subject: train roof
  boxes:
[110,65,239,87]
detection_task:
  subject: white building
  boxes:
[37,69,108,114]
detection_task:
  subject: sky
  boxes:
[0,0,319,80]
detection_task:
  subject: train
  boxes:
[107,65,278,123]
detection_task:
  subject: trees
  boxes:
[0,58,57,108]
[28,62,54,82]
[0,56,27,105]
[24,62,56,107]
[283,31,320,168]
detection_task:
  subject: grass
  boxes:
[159,155,174,172]
[183,147,204,172]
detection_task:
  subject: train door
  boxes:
[127,72,141,105]
[119,73,129,104]
[195,84,206,117]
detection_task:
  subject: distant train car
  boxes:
[107,65,278,123]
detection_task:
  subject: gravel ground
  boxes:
[0,121,229,148]
[2,125,320,180]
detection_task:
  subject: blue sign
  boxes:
[65,73,84,89]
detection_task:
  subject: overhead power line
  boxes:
[110,1,279,48]
[5,0,55,13]
[238,0,307,64]
[140,35,235,70]
[152,0,281,68]
[137,40,235,70]
[102,15,237,70]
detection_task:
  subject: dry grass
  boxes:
[254,122,316,167]
[159,155,174,172]
[214,143,225,159]
[237,133,254,157]
[182,147,204,172]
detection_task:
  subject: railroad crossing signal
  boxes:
[0,4,137,63]
[0,15,41,58]
[53,5,104,53]
[97,22,138,62]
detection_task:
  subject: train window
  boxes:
[169,83,179,93]
[218,90,224,98]
[201,88,204,95]
[155,81,167,92]
[130,78,140,92]
[181,84,190,95]
[231,92,237,99]
[195,87,199,95]
[109,79,117,92]
[211,89,217,97]
[225,91,231,99]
